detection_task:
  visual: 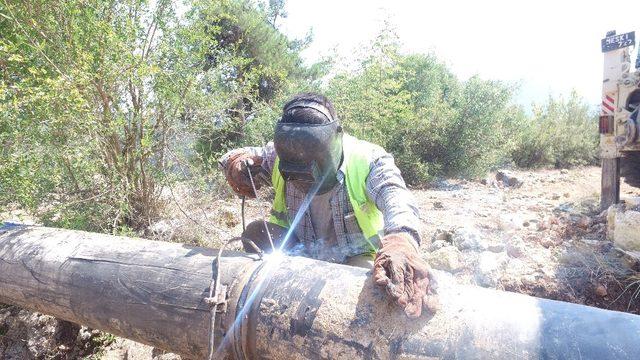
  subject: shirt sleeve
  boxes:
[218,142,278,180]
[365,149,422,247]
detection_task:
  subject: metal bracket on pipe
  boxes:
[204,284,228,313]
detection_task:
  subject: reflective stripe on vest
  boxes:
[269,134,384,240]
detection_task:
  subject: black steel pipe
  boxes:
[1,224,640,359]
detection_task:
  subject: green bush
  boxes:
[326,30,524,183]
[190,0,326,162]
[0,0,318,232]
[511,92,599,168]
[1,3,602,236]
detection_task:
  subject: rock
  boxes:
[560,169,569,174]
[146,219,178,240]
[77,326,93,342]
[503,257,531,275]
[101,339,158,360]
[433,201,444,209]
[427,247,463,272]
[595,284,608,297]
[580,238,604,246]
[505,238,526,258]
[606,205,620,241]
[154,352,182,360]
[497,213,527,232]
[625,197,640,210]
[431,229,453,242]
[551,193,561,200]
[608,204,640,255]
[521,274,538,287]
[524,234,540,242]
[451,227,488,251]
[559,250,585,266]
[487,243,505,252]
[427,239,449,252]
[474,251,508,287]
[537,219,549,231]
[495,170,523,187]
[220,208,239,227]
[577,216,592,230]
[100,339,130,360]
[125,340,155,359]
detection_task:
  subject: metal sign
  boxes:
[601,31,635,52]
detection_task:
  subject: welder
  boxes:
[219,93,430,318]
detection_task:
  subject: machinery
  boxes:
[600,30,640,210]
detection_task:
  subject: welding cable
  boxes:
[244,159,275,252]
[241,195,246,232]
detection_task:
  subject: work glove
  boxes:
[373,233,431,318]
[222,151,264,198]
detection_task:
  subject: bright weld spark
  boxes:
[263,249,285,262]
[213,171,329,356]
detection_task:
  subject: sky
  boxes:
[279,0,639,110]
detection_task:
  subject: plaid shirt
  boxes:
[221,135,421,263]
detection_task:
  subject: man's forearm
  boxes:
[377,187,421,246]
[366,154,422,246]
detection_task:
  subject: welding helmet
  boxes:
[274,100,343,194]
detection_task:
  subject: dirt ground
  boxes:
[2,166,640,359]
[414,167,640,314]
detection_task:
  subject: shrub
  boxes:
[511,92,599,168]
[326,30,522,183]
[0,0,319,232]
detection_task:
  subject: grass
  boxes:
[612,275,640,311]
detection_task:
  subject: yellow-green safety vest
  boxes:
[269,134,384,240]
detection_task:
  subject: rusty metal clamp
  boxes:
[205,246,227,360]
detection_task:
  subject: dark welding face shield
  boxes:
[274,118,343,195]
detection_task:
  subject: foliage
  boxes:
[0,2,600,236]
[0,0,192,230]
[327,29,524,183]
[91,332,117,347]
[0,0,318,232]
[190,0,325,162]
[511,92,599,168]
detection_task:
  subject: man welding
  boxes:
[219,93,430,318]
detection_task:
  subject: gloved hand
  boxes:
[223,151,263,198]
[373,233,431,318]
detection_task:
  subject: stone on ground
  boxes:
[495,170,523,188]
[427,246,464,273]
[451,226,488,251]
[607,202,640,259]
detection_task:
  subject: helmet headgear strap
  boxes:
[283,100,335,123]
